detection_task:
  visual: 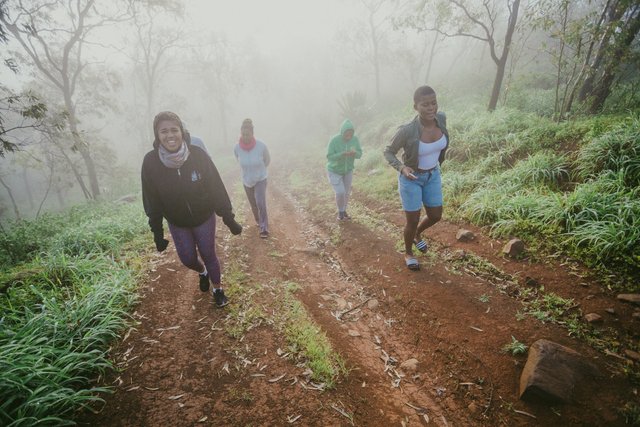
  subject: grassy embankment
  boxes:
[0,201,150,426]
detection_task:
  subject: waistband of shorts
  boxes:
[415,166,438,174]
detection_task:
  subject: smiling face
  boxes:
[414,93,438,123]
[157,119,183,153]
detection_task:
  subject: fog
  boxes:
[1,0,605,220]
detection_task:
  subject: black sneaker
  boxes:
[213,288,228,307]
[343,211,352,220]
[199,273,210,292]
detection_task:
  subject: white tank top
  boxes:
[418,134,447,170]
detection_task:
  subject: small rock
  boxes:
[617,294,640,306]
[348,330,361,337]
[624,350,640,362]
[467,402,479,414]
[502,238,525,258]
[319,295,332,301]
[585,313,603,323]
[456,229,475,242]
[604,308,616,315]
[367,299,379,310]
[399,358,419,373]
[335,298,348,310]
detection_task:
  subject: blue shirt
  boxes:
[233,140,270,187]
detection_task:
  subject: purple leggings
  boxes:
[168,214,221,286]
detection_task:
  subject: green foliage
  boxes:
[619,402,640,425]
[501,336,528,356]
[574,117,640,187]
[0,201,146,425]
[0,202,147,268]
[435,105,639,283]
[502,151,570,189]
[280,282,346,387]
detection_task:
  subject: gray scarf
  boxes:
[158,141,190,169]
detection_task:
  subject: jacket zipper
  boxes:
[177,168,194,218]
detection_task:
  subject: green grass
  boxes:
[275,281,346,387]
[0,200,149,426]
[434,108,640,287]
[501,336,528,356]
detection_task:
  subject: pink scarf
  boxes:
[239,136,256,151]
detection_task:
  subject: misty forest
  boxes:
[1,0,639,425]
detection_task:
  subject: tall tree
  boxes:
[405,0,522,111]
[575,0,640,113]
[125,2,185,153]
[0,0,132,199]
[189,35,244,145]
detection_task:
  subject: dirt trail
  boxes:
[80,166,637,426]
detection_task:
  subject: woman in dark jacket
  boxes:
[383,86,449,271]
[141,111,242,307]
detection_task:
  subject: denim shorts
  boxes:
[398,167,443,211]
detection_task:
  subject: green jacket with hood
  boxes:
[326,119,363,175]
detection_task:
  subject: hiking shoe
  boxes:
[342,211,352,220]
[213,288,228,307]
[259,231,269,239]
[337,211,345,221]
[199,272,210,292]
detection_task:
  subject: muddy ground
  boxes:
[80,160,639,426]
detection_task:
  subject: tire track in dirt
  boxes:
[79,165,633,426]
[259,182,481,426]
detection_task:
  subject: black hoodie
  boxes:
[141,141,235,235]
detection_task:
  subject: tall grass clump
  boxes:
[501,151,570,189]
[0,202,147,268]
[574,116,640,188]
[559,173,640,273]
[0,200,148,425]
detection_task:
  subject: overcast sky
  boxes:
[186,0,350,53]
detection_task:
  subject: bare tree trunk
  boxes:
[488,0,520,111]
[0,176,20,220]
[424,33,439,84]
[554,0,570,119]
[22,166,35,210]
[53,139,92,200]
[36,153,56,218]
[65,91,100,199]
[586,4,640,113]
[369,9,381,101]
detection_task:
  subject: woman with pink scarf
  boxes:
[234,118,271,238]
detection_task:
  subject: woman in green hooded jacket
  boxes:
[326,119,363,220]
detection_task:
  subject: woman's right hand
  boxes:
[401,166,417,180]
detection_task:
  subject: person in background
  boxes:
[234,118,271,238]
[182,121,209,156]
[326,119,362,220]
[141,111,242,307]
[383,86,450,271]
